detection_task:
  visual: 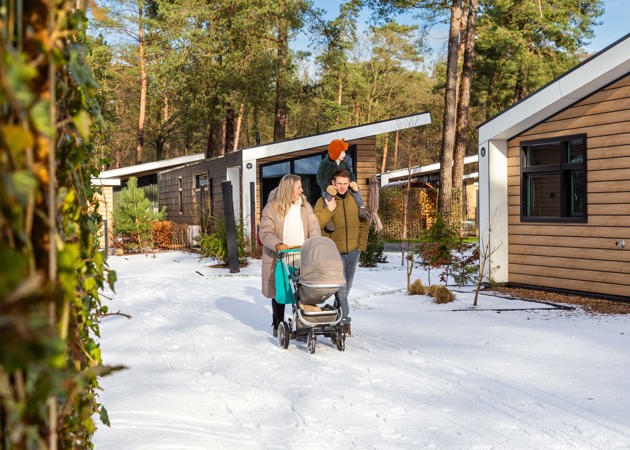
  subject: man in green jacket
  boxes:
[314,169,369,336]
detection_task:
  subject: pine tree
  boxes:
[360,223,387,267]
[114,177,165,251]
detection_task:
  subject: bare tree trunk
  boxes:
[233,101,245,152]
[380,133,389,173]
[136,0,146,164]
[453,0,477,235]
[273,2,288,141]
[207,116,224,158]
[336,69,343,126]
[393,130,400,170]
[162,95,171,157]
[225,107,235,153]
[437,0,463,221]
[354,98,361,125]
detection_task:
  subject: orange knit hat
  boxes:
[328,138,349,160]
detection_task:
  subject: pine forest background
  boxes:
[89,0,604,174]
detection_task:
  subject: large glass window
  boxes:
[521,135,586,222]
[260,145,357,208]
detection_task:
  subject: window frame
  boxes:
[520,134,587,223]
[259,145,358,208]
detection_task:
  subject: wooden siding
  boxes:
[158,152,242,225]
[505,73,630,298]
[254,136,377,222]
[95,186,114,248]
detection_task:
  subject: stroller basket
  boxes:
[297,303,340,328]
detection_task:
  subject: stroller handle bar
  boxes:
[277,246,301,256]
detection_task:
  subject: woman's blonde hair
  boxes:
[271,174,304,216]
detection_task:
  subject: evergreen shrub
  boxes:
[113,177,166,252]
[198,216,248,265]
[360,223,387,267]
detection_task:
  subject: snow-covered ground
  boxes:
[94,251,630,449]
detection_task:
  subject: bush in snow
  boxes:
[408,278,425,295]
[426,285,455,304]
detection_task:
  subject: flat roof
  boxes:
[242,112,431,161]
[380,155,478,186]
[97,153,205,180]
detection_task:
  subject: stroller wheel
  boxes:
[278,321,290,349]
[307,333,317,354]
[335,335,345,352]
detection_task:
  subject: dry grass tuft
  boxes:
[408,279,425,295]
[427,285,455,304]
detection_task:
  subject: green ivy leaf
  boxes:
[11,170,38,205]
[73,110,92,141]
[30,100,54,137]
[83,276,96,292]
[68,44,99,90]
[99,405,111,427]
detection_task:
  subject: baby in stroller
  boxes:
[276,236,348,353]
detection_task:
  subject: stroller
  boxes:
[275,236,347,353]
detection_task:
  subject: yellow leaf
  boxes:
[1,124,34,155]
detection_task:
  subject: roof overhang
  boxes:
[91,177,121,187]
[379,155,478,186]
[479,33,630,143]
[242,112,431,162]
[97,153,205,179]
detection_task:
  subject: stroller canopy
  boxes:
[299,236,346,286]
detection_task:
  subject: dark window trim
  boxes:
[258,146,358,176]
[258,145,358,213]
[520,133,587,223]
[177,176,183,215]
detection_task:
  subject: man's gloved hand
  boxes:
[275,243,289,251]
[349,181,359,192]
[326,185,338,196]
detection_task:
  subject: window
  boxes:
[195,173,208,188]
[260,146,358,208]
[520,135,586,222]
[178,177,183,215]
[194,173,211,216]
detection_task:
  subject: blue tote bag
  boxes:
[274,257,296,304]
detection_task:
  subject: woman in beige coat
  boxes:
[259,174,321,336]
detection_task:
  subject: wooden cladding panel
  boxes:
[589,180,630,193]
[508,215,630,227]
[510,253,629,274]
[515,121,630,144]
[546,85,630,120]
[510,262,630,285]
[508,273,629,298]
[503,72,630,298]
[509,224,630,238]
[510,243,630,263]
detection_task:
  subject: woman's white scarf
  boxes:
[282,197,305,247]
